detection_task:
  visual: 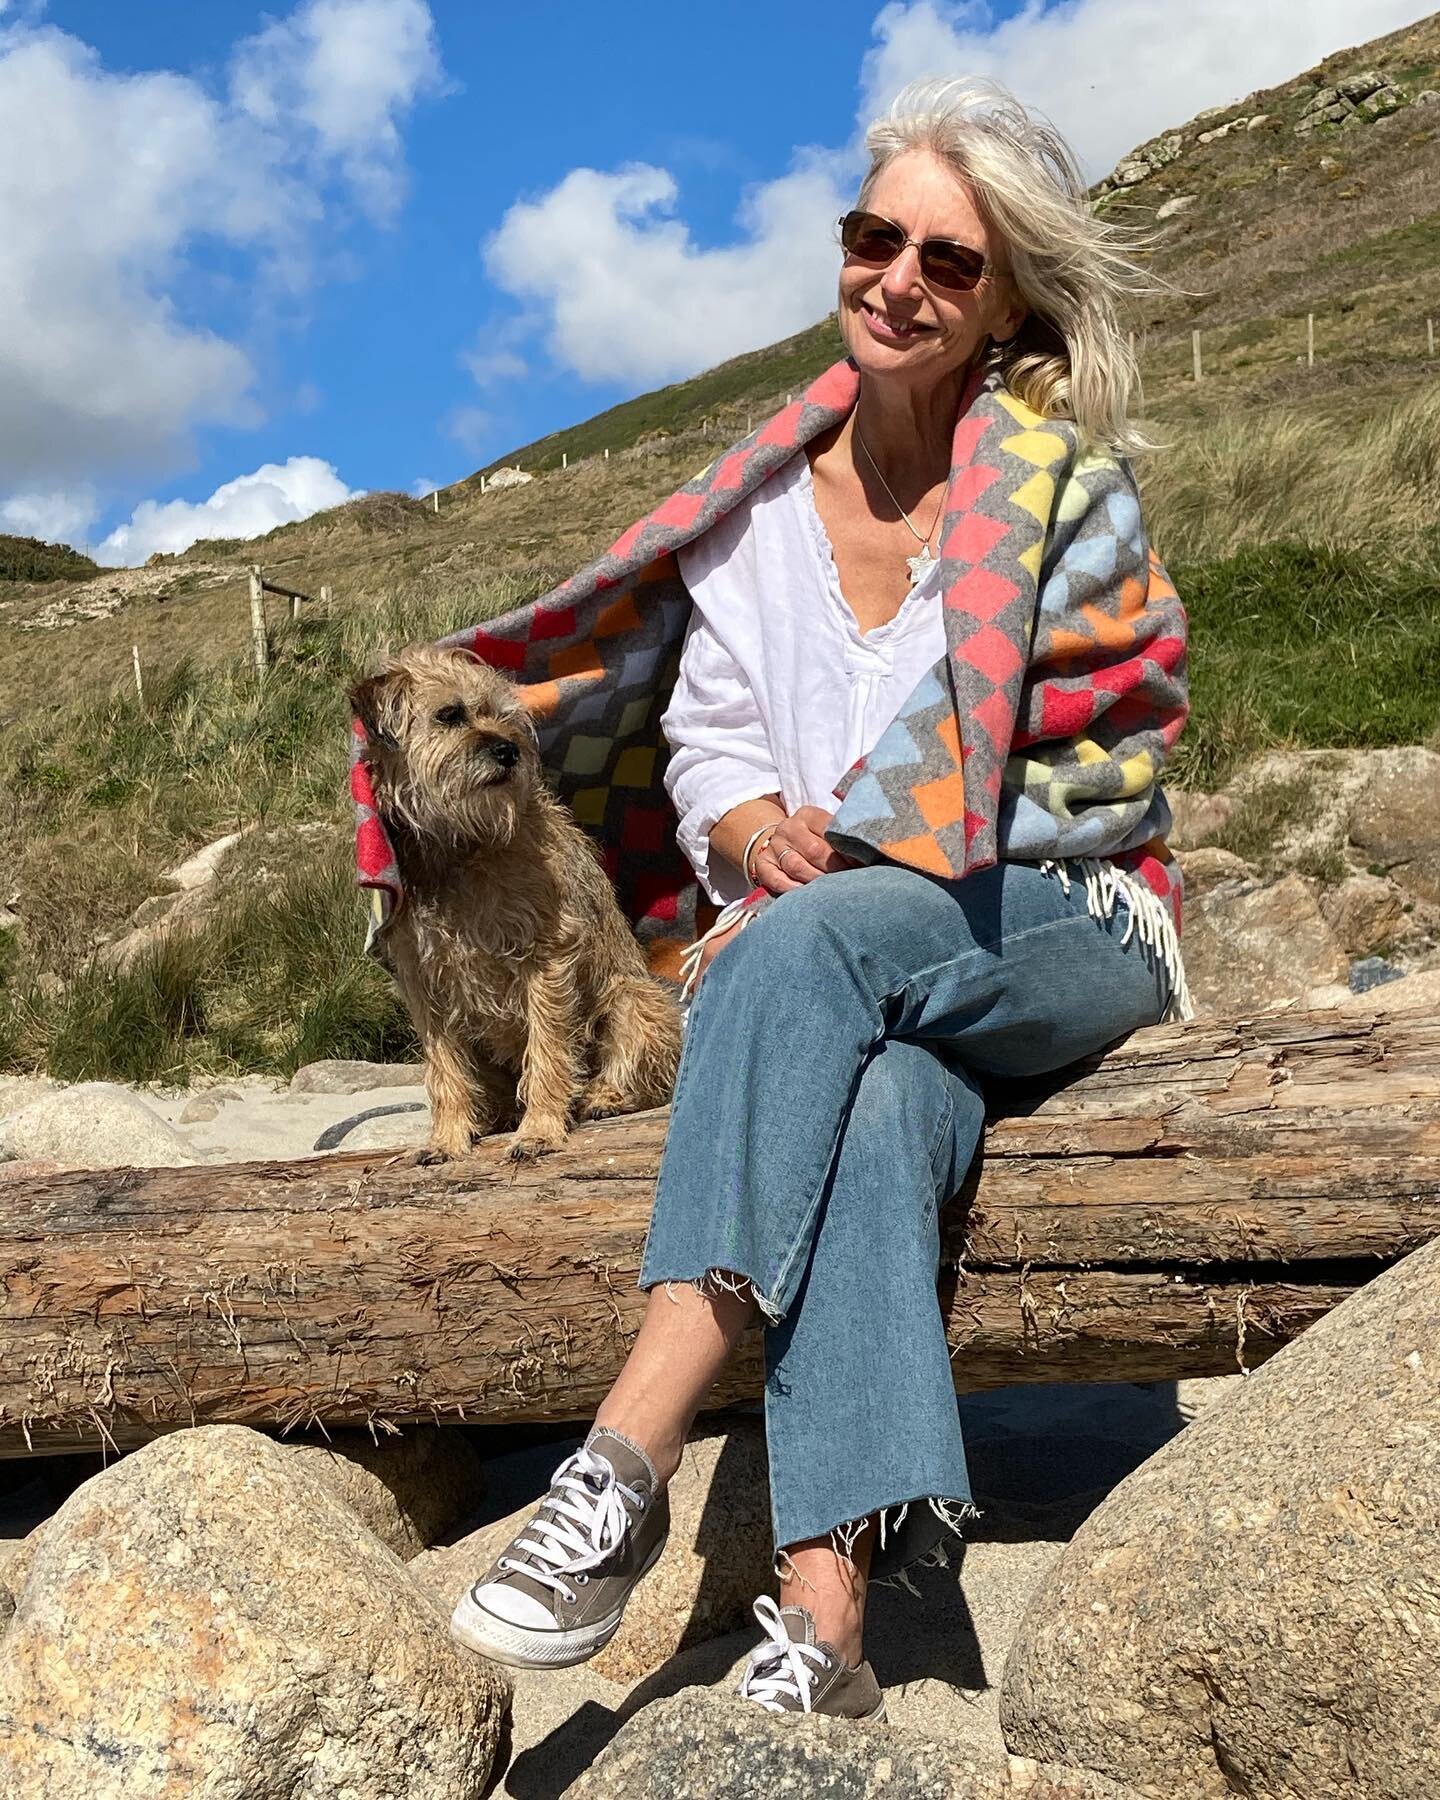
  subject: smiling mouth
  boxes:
[861,302,935,342]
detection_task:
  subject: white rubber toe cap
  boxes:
[465,1579,557,1631]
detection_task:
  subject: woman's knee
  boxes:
[725,865,927,973]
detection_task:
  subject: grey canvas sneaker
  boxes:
[450,1427,669,1668]
[738,1596,887,1719]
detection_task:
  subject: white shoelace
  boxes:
[738,1596,831,1713]
[494,1448,645,1604]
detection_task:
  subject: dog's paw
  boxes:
[507,1121,568,1162]
[578,1080,629,1121]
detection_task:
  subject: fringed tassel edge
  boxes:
[677,896,759,1007]
[1039,856,1194,1024]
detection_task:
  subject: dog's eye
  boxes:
[434,702,468,727]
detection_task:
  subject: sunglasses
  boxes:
[838,209,990,293]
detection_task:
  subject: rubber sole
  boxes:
[449,1531,668,1670]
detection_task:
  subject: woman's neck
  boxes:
[849,364,974,501]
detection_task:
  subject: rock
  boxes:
[100,883,215,972]
[179,1095,221,1123]
[1416,89,1440,107]
[485,466,533,490]
[1338,967,1440,1014]
[1178,872,1347,1017]
[1349,954,1406,994]
[162,830,246,891]
[1337,69,1388,102]
[1347,748,1440,906]
[0,1076,55,1119]
[1001,1235,1440,1800]
[1246,112,1273,129]
[1320,872,1408,954]
[289,1058,427,1094]
[0,1083,194,1169]
[279,1426,483,1560]
[0,908,20,933]
[414,1423,773,1683]
[562,1690,1144,1798]
[1163,788,1234,850]
[1155,193,1197,220]
[0,1427,507,1797]
[1174,846,1253,897]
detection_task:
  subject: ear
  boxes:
[348,666,408,752]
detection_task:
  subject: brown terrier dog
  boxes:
[350,645,682,1161]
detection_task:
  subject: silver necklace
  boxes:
[855,428,947,586]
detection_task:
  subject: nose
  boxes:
[880,240,924,302]
[484,736,520,770]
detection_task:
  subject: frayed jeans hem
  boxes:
[774,1493,979,1589]
[643,1266,786,1326]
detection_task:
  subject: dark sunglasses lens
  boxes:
[920,242,986,291]
[841,212,904,264]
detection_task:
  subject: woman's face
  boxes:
[838,150,1026,391]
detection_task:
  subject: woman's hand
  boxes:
[751,806,857,894]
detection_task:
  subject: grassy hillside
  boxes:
[2,11,1440,1082]
[0,534,99,584]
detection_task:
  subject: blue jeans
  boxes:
[638,860,1175,1575]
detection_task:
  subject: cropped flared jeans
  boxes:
[638,859,1176,1576]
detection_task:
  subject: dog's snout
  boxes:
[485,735,521,769]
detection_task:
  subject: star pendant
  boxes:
[906,543,936,586]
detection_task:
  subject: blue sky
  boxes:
[0,0,1423,562]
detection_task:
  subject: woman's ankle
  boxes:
[590,1410,683,1488]
[778,1534,872,1667]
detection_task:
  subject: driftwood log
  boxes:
[2,1007,1438,1457]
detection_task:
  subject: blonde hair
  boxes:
[859,77,1157,455]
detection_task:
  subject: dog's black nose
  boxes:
[486,736,520,770]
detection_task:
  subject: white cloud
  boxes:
[0,487,98,545]
[231,0,443,222]
[97,457,357,564]
[0,1,439,511]
[485,152,851,387]
[480,0,1430,392]
[859,0,1433,181]
[444,405,497,458]
[461,345,530,387]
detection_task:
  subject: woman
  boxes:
[439,76,1190,1714]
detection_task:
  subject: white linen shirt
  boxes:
[662,449,946,905]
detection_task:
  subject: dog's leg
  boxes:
[421,1027,486,1162]
[511,961,582,1161]
[580,977,683,1119]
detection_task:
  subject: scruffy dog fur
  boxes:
[351,645,682,1161]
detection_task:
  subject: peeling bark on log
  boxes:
[1,1008,1437,1456]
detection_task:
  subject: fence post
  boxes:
[604,447,610,460]
[131,644,143,706]
[248,565,269,677]
[1307,313,1315,368]
[320,583,333,619]
[562,452,568,470]
[290,592,301,623]
[1191,329,1203,383]
[480,473,487,494]
[1429,318,1436,359]
[432,490,440,514]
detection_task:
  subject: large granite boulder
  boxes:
[0,1083,194,1169]
[1348,748,1440,908]
[0,1426,508,1798]
[279,1425,482,1559]
[415,1422,773,1682]
[1179,871,1347,1016]
[1000,1235,1440,1799]
[562,1689,1143,1798]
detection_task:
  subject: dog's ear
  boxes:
[348,666,408,752]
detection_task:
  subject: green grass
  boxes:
[1166,534,1440,790]
[0,534,99,584]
